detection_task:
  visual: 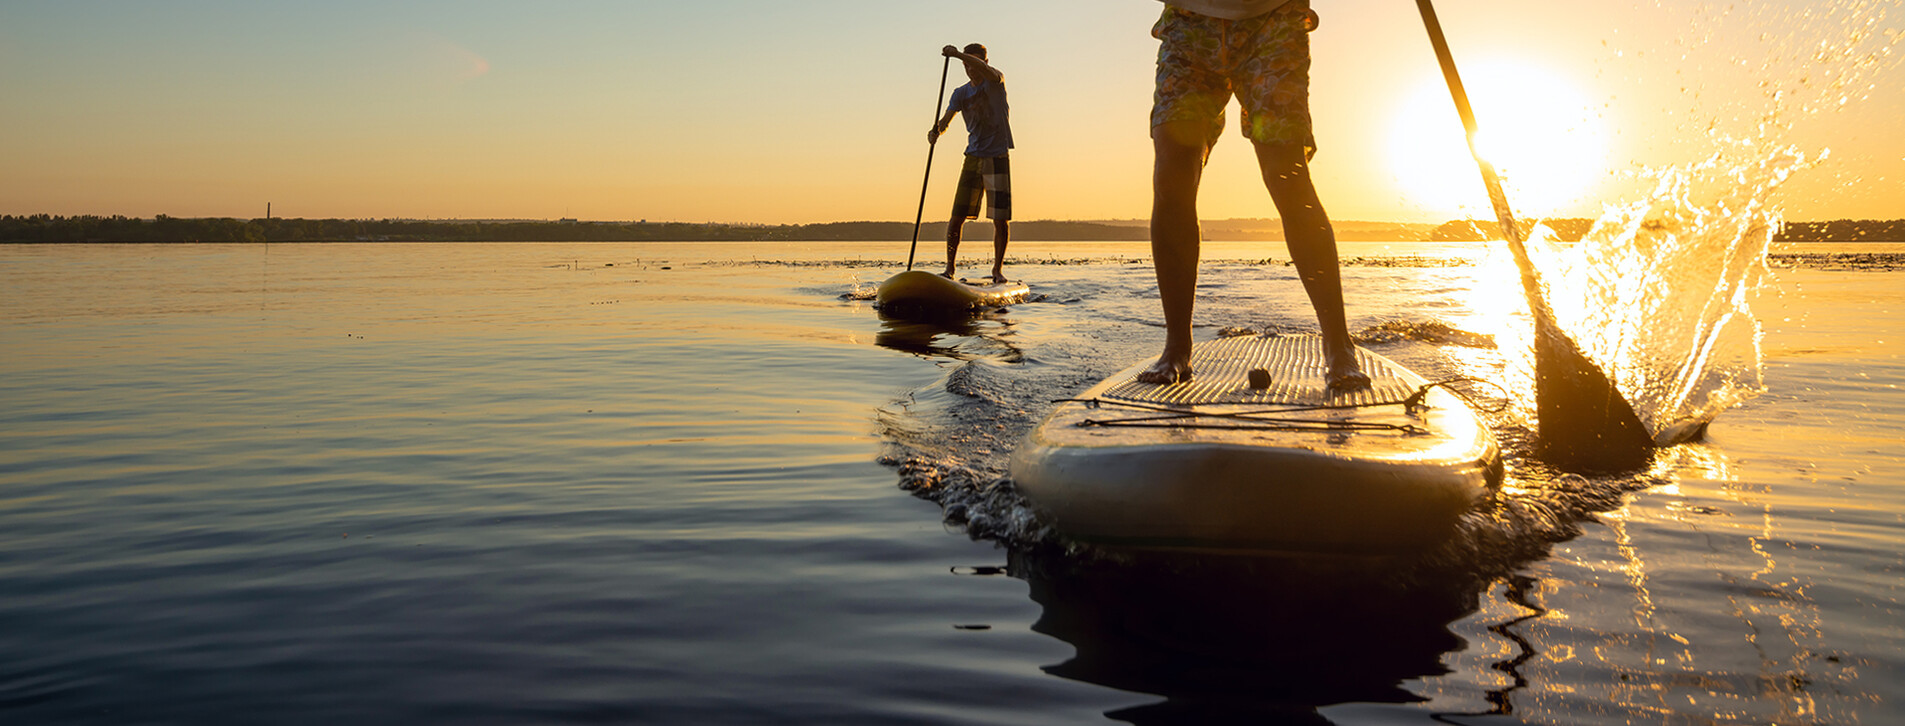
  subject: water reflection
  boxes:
[1570,443,1837,723]
[873,308,1023,363]
[1456,440,1864,723]
[1010,549,1489,724]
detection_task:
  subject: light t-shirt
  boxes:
[1158,0,1292,20]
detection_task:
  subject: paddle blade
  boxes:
[1532,322,1654,472]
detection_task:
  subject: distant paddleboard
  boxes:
[875,270,1029,316]
[1010,334,1501,553]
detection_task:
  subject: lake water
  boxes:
[1,240,1899,724]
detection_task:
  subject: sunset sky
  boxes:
[2,0,1899,224]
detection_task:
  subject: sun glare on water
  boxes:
[1389,61,1610,217]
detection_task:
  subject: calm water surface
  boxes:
[1,241,1899,724]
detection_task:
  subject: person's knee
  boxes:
[1154,125,1209,210]
[1156,124,1212,164]
[1153,159,1201,210]
[1153,119,1209,152]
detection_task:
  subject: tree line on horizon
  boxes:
[1424,218,1905,242]
[1,213,1898,244]
[0,215,1147,243]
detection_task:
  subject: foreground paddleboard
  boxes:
[875,270,1029,316]
[1010,334,1501,553]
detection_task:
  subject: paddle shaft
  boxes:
[1416,0,1654,468]
[907,56,952,271]
[1413,0,1554,321]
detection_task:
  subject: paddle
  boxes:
[906,55,953,271]
[1415,0,1654,472]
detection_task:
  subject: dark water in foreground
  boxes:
[1,241,1899,724]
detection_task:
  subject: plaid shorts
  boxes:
[951,154,1011,221]
[1151,0,1319,154]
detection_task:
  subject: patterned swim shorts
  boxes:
[951,154,1011,221]
[1151,0,1319,153]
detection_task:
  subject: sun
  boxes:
[1388,61,1610,218]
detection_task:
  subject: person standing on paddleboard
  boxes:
[1137,0,1370,392]
[928,43,1014,284]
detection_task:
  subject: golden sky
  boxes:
[2,0,1899,224]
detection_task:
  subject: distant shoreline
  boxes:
[1,215,1899,244]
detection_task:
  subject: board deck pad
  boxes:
[1098,334,1417,408]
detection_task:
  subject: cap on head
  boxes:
[962,43,987,61]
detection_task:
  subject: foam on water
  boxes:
[878,347,1053,549]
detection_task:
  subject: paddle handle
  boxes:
[907,56,952,271]
[1415,0,1551,322]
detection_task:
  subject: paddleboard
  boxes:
[875,270,1029,316]
[1009,334,1501,553]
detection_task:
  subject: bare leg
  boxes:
[990,220,1009,283]
[943,219,962,278]
[1253,142,1368,391]
[1138,121,1211,384]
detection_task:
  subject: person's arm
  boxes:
[928,106,958,144]
[941,45,1002,83]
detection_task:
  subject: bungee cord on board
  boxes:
[1056,377,1508,435]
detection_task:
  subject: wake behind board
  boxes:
[1010,334,1501,553]
[875,270,1029,317]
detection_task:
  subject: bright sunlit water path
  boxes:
[1,240,1899,724]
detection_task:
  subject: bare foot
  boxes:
[939,268,955,279]
[1326,357,1371,394]
[989,271,1008,284]
[1136,351,1192,384]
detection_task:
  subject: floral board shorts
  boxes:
[1151,0,1320,155]
[951,154,1011,221]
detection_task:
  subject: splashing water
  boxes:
[1531,147,1803,443]
[1467,144,1804,448]
[841,274,879,301]
[1485,0,1900,444]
